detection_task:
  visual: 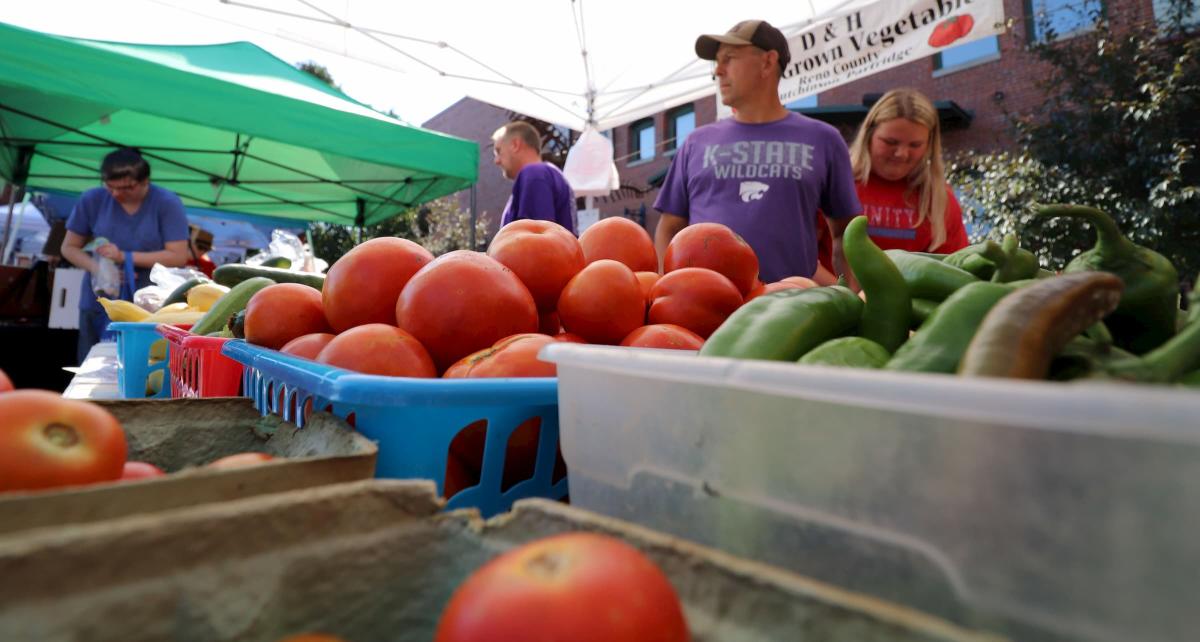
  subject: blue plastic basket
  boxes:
[109,321,174,399]
[221,339,568,517]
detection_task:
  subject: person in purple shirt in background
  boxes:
[492,121,577,235]
[654,20,861,284]
[60,148,190,363]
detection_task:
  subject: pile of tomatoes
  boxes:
[243,217,820,381]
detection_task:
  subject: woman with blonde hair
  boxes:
[846,87,968,253]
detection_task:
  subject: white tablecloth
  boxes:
[62,341,121,400]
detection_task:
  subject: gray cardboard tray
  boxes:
[0,480,1003,642]
[0,398,377,537]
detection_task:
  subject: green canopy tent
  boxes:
[0,21,478,231]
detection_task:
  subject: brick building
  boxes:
[423,0,1181,241]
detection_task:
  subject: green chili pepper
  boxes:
[799,336,890,368]
[886,281,1014,373]
[700,286,862,362]
[944,240,1006,271]
[1101,318,1200,383]
[955,253,998,280]
[843,216,910,352]
[959,272,1125,379]
[909,298,939,327]
[1036,204,1179,354]
[990,233,1040,283]
[884,250,979,301]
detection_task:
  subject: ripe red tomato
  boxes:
[397,251,539,372]
[554,332,587,344]
[245,283,332,350]
[780,275,819,288]
[435,532,690,642]
[0,367,12,392]
[280,332,337,360]
[578,216,658,272]
[635,271,661,307]
[620,324,705,350]
[322,237,434,332]
[745,280,811,302]
[443,333,566,495]
[557,259,646,345]
[647,267,744,338]
[316,324,437,378]
[664,222,759,296]
[489,220,586,313]
[0,391,127,492]
[443,333,558,379]
[538,310,562,335]
[121,461,166,480]
[208,452,274,469]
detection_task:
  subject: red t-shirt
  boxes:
[857,177,968,253]
[815,178,969,273]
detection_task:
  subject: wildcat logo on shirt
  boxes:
[739,181,769,202]
[703,141,815,180]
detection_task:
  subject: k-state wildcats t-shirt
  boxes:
[653,112,861,282]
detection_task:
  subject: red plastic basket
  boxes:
[156,324,243,398]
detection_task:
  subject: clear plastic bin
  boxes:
[542,343,1200,642]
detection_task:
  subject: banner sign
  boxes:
[778,0,1006,102]
[717,0,1006,119]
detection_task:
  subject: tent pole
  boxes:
[354,197,366,246]
[0,187,18,266]
[470,185,478,250]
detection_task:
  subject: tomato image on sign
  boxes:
[928,14,975,47]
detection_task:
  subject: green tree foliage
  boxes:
[950,0,1199,279]
[295,60,340,90]
[310,197,488,265]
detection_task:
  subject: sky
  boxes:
[2,0,470,126]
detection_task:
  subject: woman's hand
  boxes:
[96,243,125,264]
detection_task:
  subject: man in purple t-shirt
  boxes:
[654,20,861,283]
[492,121,577,235]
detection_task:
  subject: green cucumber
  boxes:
[260,256,291,269]
[191,277,275,336]
[214,264,324,291]
[162,278,210,306]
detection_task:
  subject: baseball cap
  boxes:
[696,20,791,73]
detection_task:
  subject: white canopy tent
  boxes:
[209,0,873,132]
[204,0,1003,201]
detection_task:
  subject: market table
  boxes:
[62,340,120,400]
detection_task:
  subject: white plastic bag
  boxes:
[246,229,305,269]
[82,236,121,298]
[133,263,208,311]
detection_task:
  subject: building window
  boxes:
[1153,0,1200,27]
[665,105,695,152]
[934,35,1001,71]
[1026,0,1104,42]
[786,95,818,109]
[630,118,655,162]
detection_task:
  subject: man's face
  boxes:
[713,43,770,107]
[492,134,519,179]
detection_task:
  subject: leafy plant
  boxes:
[950,0,1200,279]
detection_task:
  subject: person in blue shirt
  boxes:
[60,148,190,363]
[491,121,577,235]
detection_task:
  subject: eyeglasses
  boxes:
[104,179,145,193]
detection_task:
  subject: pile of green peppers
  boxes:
[700,206,1200,385]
